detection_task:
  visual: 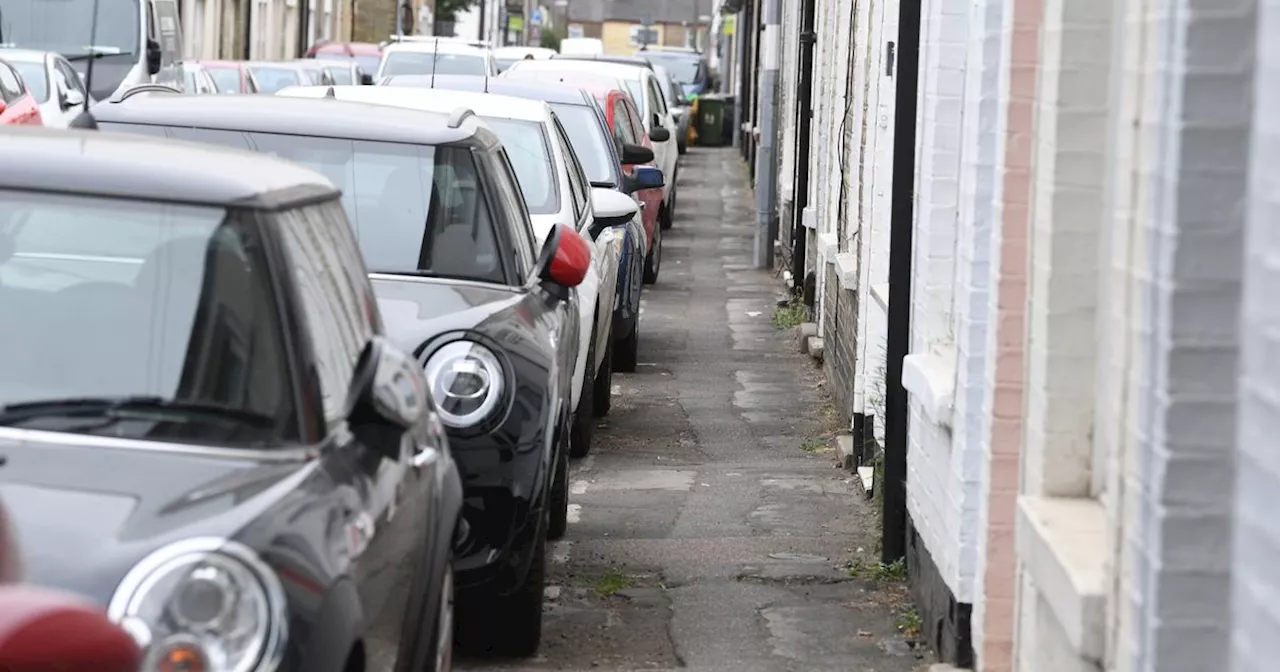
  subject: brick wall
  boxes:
[354,0,399,43]
[822,262,858,423]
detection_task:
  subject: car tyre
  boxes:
[643,226,662,285]
[592,336,613,417]
[547,421,570,540]
[455,514,547,658]
[614,316,639,374]
[569,335,596,458]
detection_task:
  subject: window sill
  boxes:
[835,252,858,291]
[901,348,955,428]
[819,232,839,264]
[1015,496,1107,661]
[802,206,817,230]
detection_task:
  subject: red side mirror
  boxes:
[0,586,141,672]
[541,224,591,289]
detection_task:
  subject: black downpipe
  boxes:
[881,0,921,564]
[747,0,762,173]
[241,0,253,59]
[738,0,756,159]
[789,0,816,297]
[297,0,311,57]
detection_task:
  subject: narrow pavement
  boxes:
[459,149,930,672]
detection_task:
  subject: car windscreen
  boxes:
[8,60,48,102]
[639,54,703,84]
[0,190,299,445]
[380,51,486,77]
[205,66,242,92]
[477,117,558,215]
[0,0,139,55]
[248,66,303,93]
[549,103,614,185]
[494,58,518,73]
[315,52,380,76]
[183,68,199,91]
[324,65,354,84]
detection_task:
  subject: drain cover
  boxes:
[768,552,829,562]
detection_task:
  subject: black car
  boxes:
[0,125,461,671]
[80,93,592,655]
[381,74,666,373]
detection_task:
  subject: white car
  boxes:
[376,39,497,80]
[493,46,556,72]
[277,84,632,456]
[557,38,605,56]
[179,63,219,94]
[0,48,87,128]
[504,58,681,229]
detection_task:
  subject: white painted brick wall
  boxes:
[1234,1,1280,666]
[777,0,800,213]
[903,0,980,607]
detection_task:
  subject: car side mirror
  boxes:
[145,39,162,76]
[535,223,591,300]
[360,72,374,85]
[648,126,671,143]
[621,142,654,165]
[61,88,85,110]
[633,166,664,191]
[0,100,7,116]
[0,586,142,672]
[588,187,640,237]
[346,336,431,460]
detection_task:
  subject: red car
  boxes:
[596,87,662,275]
[195,60,261,94]
[0,59,43,125]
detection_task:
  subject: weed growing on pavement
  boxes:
[896,606,923,638]
[772,299,807,329]
[799,438,825,453]
[845,557,908,582]
[594,569,632,597]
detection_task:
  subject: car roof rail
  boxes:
[447,106,476,129]
[111,83,182,103]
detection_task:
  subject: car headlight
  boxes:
[108,538,287,672]
[424,340,506,428]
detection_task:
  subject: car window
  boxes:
[325,65,353,85]
[183,68,198,92]
[549,103,615,186]
[380,51,487,77]
[550,117,587,222]
[248,66,303,93]
[0,190,300,445]
[0,64,25,103]
[103,125,510,284]
[646,75,667,117]
[475,116,559,215]
[612,98,637,145]
[9,61,47,102]
[483,150,537,278]
[56,59,84,97]
[206,66,242,93]
[274,201,378,425]
[622,98,646,144]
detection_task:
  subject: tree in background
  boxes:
[540,27,562,51]
[434,0,479,23]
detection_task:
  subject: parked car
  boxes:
[492,46,556,72]
[0,124,462,671]
[557,37,604,56]
[0,49,87,128]
[179,62,219,94]
[380,74,661,372]
[79,95,591,655]
[653,64,690,154]
[376,39,497,79]
[287,60,340,87]
[504,59,681,230]
[305,41,382,81]
[633,46,713,99]
[0,59,42,125]
[305,58,368,85]
[551,53,653,69]
[245,61,329,93]
[196,60,261,93]
[283,84,635,451]
[596,87,666,285]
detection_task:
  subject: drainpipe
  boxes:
[751,0,779,270]
[880,0,921,564]
[788,0,816,295]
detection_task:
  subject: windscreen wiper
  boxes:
[0,396,276,428]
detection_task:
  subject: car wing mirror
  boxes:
[588,187,640,237]
[360,72,374,85]
[61,88,85,110]
[145,39,162,75]
[536,223,591,300]
[621,142,654,165]
[633,166,664,191]
[346,336,431,460]
[648,126,671,143]
[0,585,142,672]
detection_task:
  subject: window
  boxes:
[645,76,667,119]
[622,97,647,144]
[475,116,559,215]
[55,59,84,98]
[206,66,243,92]
[551,117,588,222]
[0,0,141,56]
[379,51,488,77]
[0,64,24,103]
[9,61,46,102]
[274,202,376,424]
[612,98,637,148]
[549,102,615,186]
[484,150,537,279]
[0,190,298,445]
[247,66,303,93]
[97,125,509,284]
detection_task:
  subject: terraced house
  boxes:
[722,0,1280,668]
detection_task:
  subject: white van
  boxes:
[557,37,604,56]
[0,0,185,102]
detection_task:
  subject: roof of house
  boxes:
[567,0,701,24]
